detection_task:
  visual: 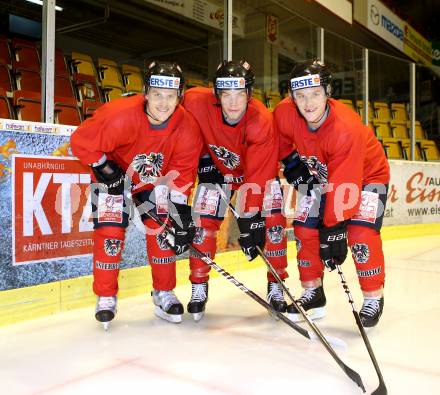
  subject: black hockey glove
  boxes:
[168,203,196,255]
[319,221,348,271]
[281,150,318,190]
[92,160,126,195]
[197,156,225,185]
[237,213,266,261]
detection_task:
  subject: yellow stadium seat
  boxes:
[356,100,374,122]
[266,91,281,111]
[186,79,206,88]
[339,99,355,111]
[373,120,393,138]
[98,58,124,89]
[253,88,265,104]
[381,137,404,159]
[390,120,409,139]
[420,140,440,161]
[413,121,426,140]
[121,64,143,93]
[71,52,97,77]
[400,139,423,161]
[102,86,124,102]
[391,103,408,122]
[373,102,392,122]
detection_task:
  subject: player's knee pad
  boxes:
[348,224,385,292]
[264,213,288,281]
[293,225,323,282]
[143,219,177,291]
[93,226,125,262]
[188,218,221,283]
[92,226,125,296]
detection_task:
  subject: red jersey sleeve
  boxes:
[70,97,140,165]
[166,112,203,196]
[323,123,366,227]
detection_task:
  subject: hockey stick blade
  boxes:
[266,301,346,349]
[307,331,347,350]
[336,264,387,395]
[354,311,387,395]
[255,247,364,392]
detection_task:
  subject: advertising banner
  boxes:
[366,0,404,51]
[12,155,93,265]
[403,24,432,66]
[266,15,279,45]
[0,128,146,291]
[143,0,244,36]
[384,161,440,225]
[432,41,440,66]
[354,0,404,51]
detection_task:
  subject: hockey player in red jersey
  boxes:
[183,60,289,321]
[71,61,202,328]
[274,60,390,328]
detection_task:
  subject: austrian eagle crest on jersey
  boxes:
[193,227,205,245]
[132,152,164,183]
[104,239,123,256]
[300,155,328,184]
[156,232,171,250]
[351,243,370,264]
[208,145,240,170]
[267,225,284,244]
[295,237,302,252]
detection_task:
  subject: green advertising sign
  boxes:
[433,41,440,66]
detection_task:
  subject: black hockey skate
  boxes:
[152,290,184,323]
[187,282,209,322]
[287,286,326,322]
[360,296,384,328]
[95,296,117,331]
[267,281,287,319]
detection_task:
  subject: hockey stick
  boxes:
[140,205,344,348]
[256,246,366,392]
[335,263,387,395]
[214,188,364,392]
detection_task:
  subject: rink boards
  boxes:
[0,118,439,326]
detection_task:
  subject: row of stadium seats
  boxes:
[339,99,440,161]
[0,37,144,125]
[0,38,283,125]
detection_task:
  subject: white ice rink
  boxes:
[0,234,439,395]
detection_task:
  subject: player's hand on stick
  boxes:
[237,213,266,261]
[92,160,126,195]
[319,221,348,271]
[168,203,196,255]
[281,150,318,190]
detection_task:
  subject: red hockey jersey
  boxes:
[275,97,390,227]
[71,94,203,195]
[183,87,279,209]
